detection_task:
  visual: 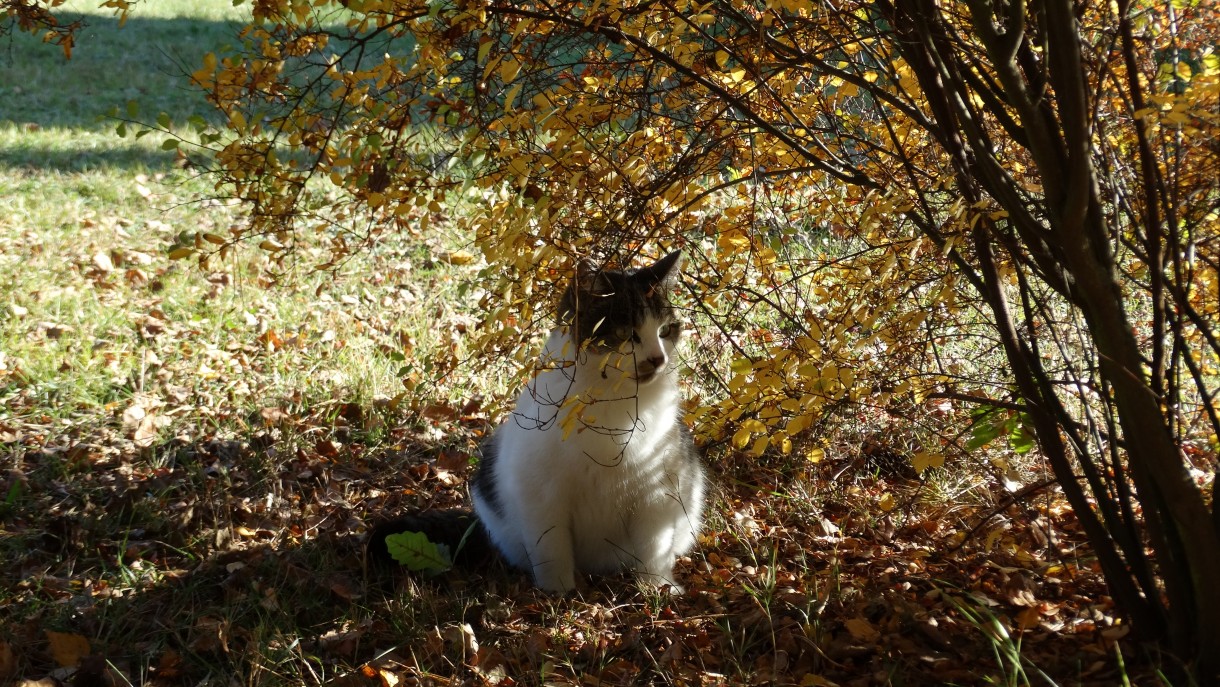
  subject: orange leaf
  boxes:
[1016,606,1041,631]
[45,630,90,668]
[843,617,880,643]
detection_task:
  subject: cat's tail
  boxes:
[366,509,499,569]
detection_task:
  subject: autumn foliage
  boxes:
[10,0,1219,680]
[174,0,1220,677]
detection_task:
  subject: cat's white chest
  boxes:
[472,363,701,589]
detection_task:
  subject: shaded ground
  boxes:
[1,397,1147,685]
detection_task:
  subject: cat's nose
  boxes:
[644,354,667,371]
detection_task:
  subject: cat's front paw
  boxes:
[532,570,580,595]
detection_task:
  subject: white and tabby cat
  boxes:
[369,251,706,593]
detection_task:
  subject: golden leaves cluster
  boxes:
[186,0,1218,462]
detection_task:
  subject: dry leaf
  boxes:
[843,618,880,643]
[92,252,115,272]
[1016,606,1042,630]
[259,407,290,426]
[0,639,14,678]
[133,412,159,448]
[45,630,90,667]
[436,450,470,472]
[420,403,458,422]
[439,249,475,265]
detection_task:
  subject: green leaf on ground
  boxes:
[384,531,452,573]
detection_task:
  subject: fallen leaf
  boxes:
[45,630,90,668]
[420,403,458,422]
[444,622,479,660]
[259,407,290,426]
[1016,606,1041,630]
[318,629,364,657]
[843,617,880,643]
[153,649,183,679]
[0,639,14,678]
[328,577,361,601]
[436,450,470,472]
[912,450,944,474]
[133,412,159,448]
[439,249,476,265]
[92,252,115,272]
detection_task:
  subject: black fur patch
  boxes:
[557,251,683,351]
[469,439,505,518]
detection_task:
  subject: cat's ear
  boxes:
[575,257,612,295]
[642,250,682,293]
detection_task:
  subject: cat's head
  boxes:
[557,251,684,385]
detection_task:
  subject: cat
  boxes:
[368,250,706,593]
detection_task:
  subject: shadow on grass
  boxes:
[0,135,184,173]
[1,9,423,176]
[1,11,238,176]
[0,12,246,127]
[0,419,513,683]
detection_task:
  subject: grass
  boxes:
[0,2,1155,685]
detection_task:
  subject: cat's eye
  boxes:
[659,322,679,338]
[613,325,635,342]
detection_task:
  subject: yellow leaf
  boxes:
[838,366,855,389]
[507,155,529,178]
[499,58,520,83]
[440,249,475,265]
[717,230,750,252]
[168,247,194,260]
[750,434,770,456]
[879,492,896,512]
[731,426,752,450]
[503,83,523,113]
[807,446,825,463]
[912,451,944,475]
